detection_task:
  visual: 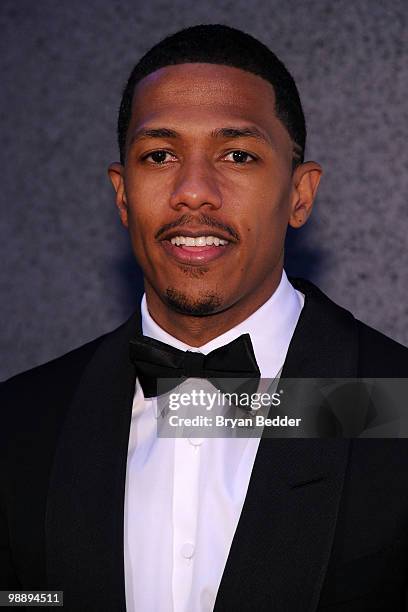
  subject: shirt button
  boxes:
[188,438,204,446]
[181,542,195,559]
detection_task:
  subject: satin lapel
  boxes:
[214,279,359,612]
[45,312,140,612]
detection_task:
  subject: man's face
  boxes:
[109,63,320,318]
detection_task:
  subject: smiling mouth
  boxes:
[170,234,229,246]
[160,233,233,265]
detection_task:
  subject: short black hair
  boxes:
[117,24,306,166]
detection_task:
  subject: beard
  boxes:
[164,287,222,316]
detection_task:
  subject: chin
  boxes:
[164,287,223,316]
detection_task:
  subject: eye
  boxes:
[224,150,257,164]
[142,150,177,164]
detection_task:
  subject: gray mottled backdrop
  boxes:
[1,0,407,381]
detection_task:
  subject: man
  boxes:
[1,24,408,612]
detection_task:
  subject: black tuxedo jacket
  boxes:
[1,279,408,611]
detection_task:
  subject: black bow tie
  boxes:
[129,332,261,399]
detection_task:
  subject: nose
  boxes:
[169,157,222,211]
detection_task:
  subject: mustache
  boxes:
[155,214,239,241]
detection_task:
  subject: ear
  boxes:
[108,162,129,228]
[289,161,322,229]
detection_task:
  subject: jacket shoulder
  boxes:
[1,334,105,399]
[289,277,408,377]
[0,337,109,456]
[356,320,408,376]
[0,313,137,436]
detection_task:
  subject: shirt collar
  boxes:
[141,270,304,378]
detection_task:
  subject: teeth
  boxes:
[170,235,229,247]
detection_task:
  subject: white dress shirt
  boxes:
[124,270,304,612]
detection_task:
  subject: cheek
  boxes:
[236,193,291,265]
[128,176,178,231]
[242,187,290,236]
[125,178,163,233]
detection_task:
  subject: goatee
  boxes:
[164,288,222,316]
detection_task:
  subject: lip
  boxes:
[160,239,232,265]
[159,227,237,243]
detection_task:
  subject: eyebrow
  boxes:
[129,125,272,146]
[211,126,270,144]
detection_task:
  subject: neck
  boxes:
[144,269,283,347]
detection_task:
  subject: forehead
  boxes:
[129,63,289,145]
